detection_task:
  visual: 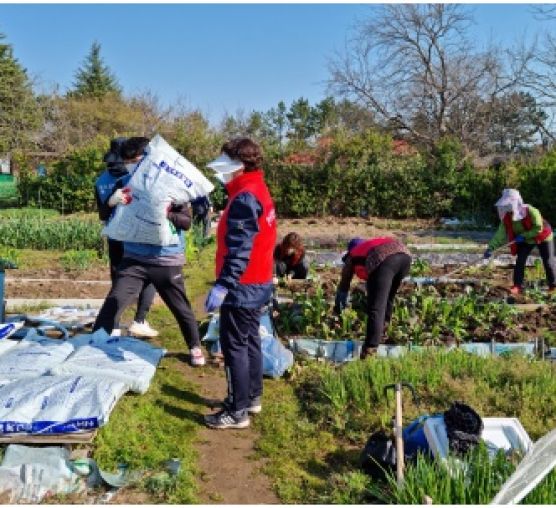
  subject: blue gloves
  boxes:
[334,291,349,314]
[483,249,492,259]
[514,235,525,243]
[205,284,229,313]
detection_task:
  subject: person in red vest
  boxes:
[335,237,412,359]
[274,232,309,279]
[204,137,277,430]
[484,188,556,295]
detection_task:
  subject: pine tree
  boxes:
[70,41,121,99]
[0,32,41,153]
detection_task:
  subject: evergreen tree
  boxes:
[70,42,121,99]
[0,32,41,153]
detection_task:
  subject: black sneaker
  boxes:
[204,409,250,429]
[221,395,262,414]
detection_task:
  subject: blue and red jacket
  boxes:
[216,170,277,308]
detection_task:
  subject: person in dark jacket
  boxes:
[93,137,205,367]
[335,237,412,359]
[274,232,309,279]
[95,137,158,338]
[203,137,277,429]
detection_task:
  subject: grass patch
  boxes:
[88,245,217,502]
[256,351,556,503]
[92,308,202,503]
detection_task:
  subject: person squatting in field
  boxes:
[203,137,277,430]
[484,188,556,295]
[334,237,412,359]
[93,136,205,367]
[95,137,158,338]
[274,232,309,280]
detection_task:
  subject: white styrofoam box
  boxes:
[424,416,532,461]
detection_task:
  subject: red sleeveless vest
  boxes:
[502,207,552,255]
[349,237,394,280]
[216,170,277,284]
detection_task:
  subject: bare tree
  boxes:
[328,4,517,151]
[511,8,556,143]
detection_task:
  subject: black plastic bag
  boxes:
[444,401,483,456]
[360,430,397,479]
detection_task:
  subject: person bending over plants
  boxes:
[484,188,556,296]
[334,237,412,359]
[274,232,309,280]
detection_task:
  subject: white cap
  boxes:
[495,188,522,208]
[207,153,243,175]
[495,188,526,220]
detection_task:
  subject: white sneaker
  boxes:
[190,346,206,367]
[110,329,121,337]
[128,320,159,338]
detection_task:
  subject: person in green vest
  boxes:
[484,188,556,295]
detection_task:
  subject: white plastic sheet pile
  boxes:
[103,134,214,246]
[52,330,166,394]
[0,375,127,434]
[0,333,74,385]
[0,445,81,503]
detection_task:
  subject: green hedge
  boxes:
[13,132,556,225]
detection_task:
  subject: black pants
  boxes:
[108,240,156,323]
[93,259,200,349]
[275,259,309,279]
[514,240,556,288]
[219,305,263,414]
[365,253,412,348]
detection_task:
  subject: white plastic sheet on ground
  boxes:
[288,338,362,363]
[32,306,98,330]
[103,134,214,246]
[0,445,81,503]
[52,330,166,394]
[0,332,75,384]
[0,339,19,358]
[0,375,127,434]
[491,428,556,505]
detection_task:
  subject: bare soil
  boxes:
[278,216,491,246]
[186,294,279,504]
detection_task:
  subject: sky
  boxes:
[1,3,555,125]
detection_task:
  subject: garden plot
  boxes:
[273,263,556,348]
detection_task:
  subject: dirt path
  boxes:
[186,295,279,504]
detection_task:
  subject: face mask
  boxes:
[125,162,137,173]
[287,248,295,256]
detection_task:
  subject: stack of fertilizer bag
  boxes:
[103,134,214,245]
[0,326,165,437]
[203,310,293,378]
